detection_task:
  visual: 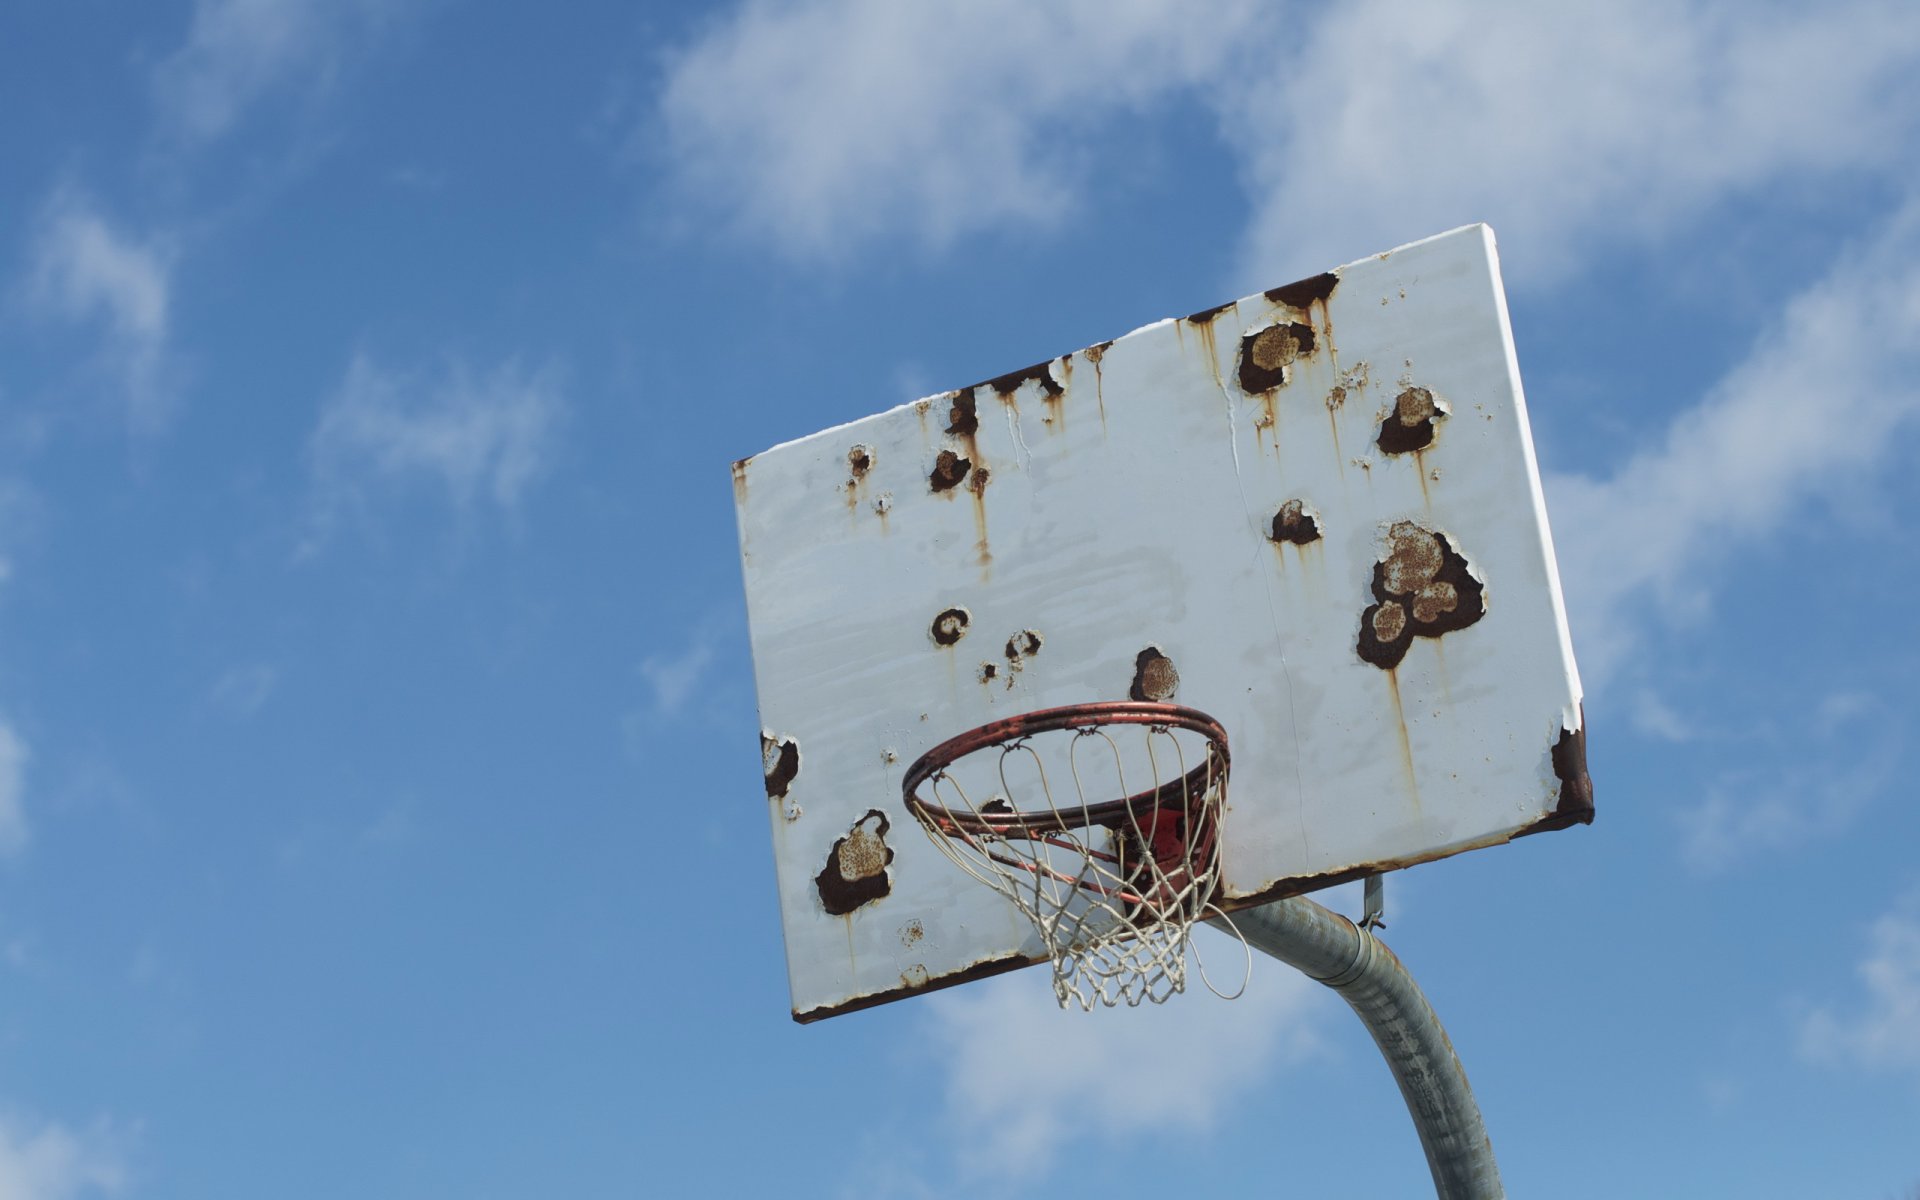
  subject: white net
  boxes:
[905,709,1248,1010]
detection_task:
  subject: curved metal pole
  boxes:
[1208,897,1504,1199]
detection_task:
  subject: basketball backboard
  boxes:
[734,225,1590,1022]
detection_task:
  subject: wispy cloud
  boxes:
[653,1,1920,276]
[1679,746,1894,874]
[152,0,400,145]
[654,0,1265,259]
[307,353,565,542]
[1801,892,1920,1078]
[640,632,720,717]
[22,189,176,430]
[208,662,278,718]
[1224,0,1920,285]
[0,1113,125,1200]
[923,939,1325,1176]
[1546,201,1920,686]
[0,722,28,859]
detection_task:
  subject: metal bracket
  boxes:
[1359,872,1387,929]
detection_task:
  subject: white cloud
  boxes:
[640,635,718,717]
[654,1,1920,275]
[1545,201,1920,684]
[0,1114,124,1200]
[23,190,176,430]
[208,662,278,717]
[923,933,1325,1176]
[0,722,28,858]
[655,0,1265,259]
[307,353,565,536]
[1226,0,1920,285]
[1678,750,1891,875]
[1801,894,1920,1077]
[152,0,397,144]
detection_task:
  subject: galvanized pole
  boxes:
[1209,897,1504,1200]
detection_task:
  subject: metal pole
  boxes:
[1208,897,1504,1200]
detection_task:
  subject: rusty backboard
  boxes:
[735,225,1589,1022]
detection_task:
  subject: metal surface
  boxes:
[1215,899,1504,1199]
[735,224,1590,1021]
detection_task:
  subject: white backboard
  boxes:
[735,225,1589,1022]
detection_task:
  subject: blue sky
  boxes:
[2,1,1918,1196]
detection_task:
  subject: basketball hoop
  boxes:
[903,701,1248,1010]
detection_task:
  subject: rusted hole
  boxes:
[1238,322,1315,393]
[1377,386,1446,454]
[1265,272,1339,309]
[930,607,970,646]
[929,449,972,492]
[978,662,998,683]
[847,444,873,478]
[762,732,800,800]
[946,389,979,436]
[1269,499,1322,546]
[815,810,893,915]
[1129,647,1179,701]
[982,360,1063,399]
[1004,630,1042,661]
[1357,522,1485,669]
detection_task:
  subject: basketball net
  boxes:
[904,705,1249,1010]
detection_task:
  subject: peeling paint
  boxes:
[1357,523,1486,670]
[1378,386,1447,454]
[1269,499,1323,546]
[1238,321,1316,393]
[762,732,800,800]
[929,449,972,492]
[815,810,894,916]
[930,607,970,647]
[1129,647,1179,701]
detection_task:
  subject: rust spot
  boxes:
[900,964,930,988]
[947,389,979,436]
[847,444,873,478]
[930,607,970,646]
[815,810,894,916]
[1185,300,1235,325]
[900,920,925,947]
[1129,647,1179,701]
[1004,629,1042,661]
[980,360,1063,400]
[1357,522,1485,670]
[762,732,800,800]
[968,465,991,495]
[1548,707,1594,824]
[1265,272,1340,309]
[978,662,998,684]
[1269,499,1322,546]
[930,449,972,492]
[730,458,750,504]
[1372,601,1408,643]
[1377,386,1446,454]
[1238,322,1316,393]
